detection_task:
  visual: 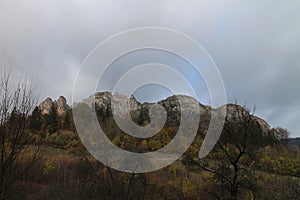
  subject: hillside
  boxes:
[8,92,297,200]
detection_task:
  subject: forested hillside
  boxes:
[1,91,299,200]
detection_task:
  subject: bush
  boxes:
[46,131,77,148]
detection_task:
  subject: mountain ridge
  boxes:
[38,92,272,136]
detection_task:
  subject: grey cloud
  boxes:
[0,0,300,136]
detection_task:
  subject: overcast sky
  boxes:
[0,0,300,137]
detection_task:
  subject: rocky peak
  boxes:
[38,96,69,117]
[55,96,70,116]
[83,92,112,109]
[76,92,274,136]
[220,104,271,135]
[82,92,207,113]
[129,95,141,111]
[159,95,209,114]
[81,92,210,126]
[253,116,271,134]
[80,92,273,132]
[38,97,53,115]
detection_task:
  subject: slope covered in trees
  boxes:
[2,89,300,199]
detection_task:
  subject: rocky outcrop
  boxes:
[38,97,53,115]
[82,92,112,109]
[253,116,271,134]
[82,92,272,134]
[82,92,211,126]
[220,104,272,136]
[38,96,69,117]
[129,95,141,111]
[40,92,273,135]
[56,96,70,116]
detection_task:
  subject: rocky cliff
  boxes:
[80,92,272,134]
[39,92,272,135]
[38,96,69,117]
[38,97,53,115]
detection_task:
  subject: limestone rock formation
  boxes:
[38,96,69,117]
[40,92,273,136]
[38,97,53,115]
[56,96,70,116]
[82,92,112,109]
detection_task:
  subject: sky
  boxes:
[0,0,300,137]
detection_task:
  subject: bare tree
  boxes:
[199,103,268,200]
[0,71,39,199]
[81,155,148,200]
[271,127,290,140]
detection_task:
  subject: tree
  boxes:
[271,127,290,140]
[138,107,150,126]
[123,135,136,151]
[141,140,148,151]
[198,104,269,200]
[46,103,58,133]
[0,71,39,199]
[63,109,71,129]
[30,106,42,131]
[182,178,196,199]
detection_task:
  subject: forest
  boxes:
[1,73,300,200]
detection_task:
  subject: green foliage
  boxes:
[141,140,148,150]
[258,145,300,176]
[47,133,58,144]
[182,178,196,199]
[43,159,55,175]
[149,139,163,151]
[29,133,40,144]
[123,135,136,150]
[112,136,122,146]
[11,95,300,199]
[46,130,77,148]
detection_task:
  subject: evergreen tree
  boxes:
[63,110,70,129]
[46,104,58,133]
[30,106,42,130]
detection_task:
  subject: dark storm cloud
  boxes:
[0,0,299,136]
